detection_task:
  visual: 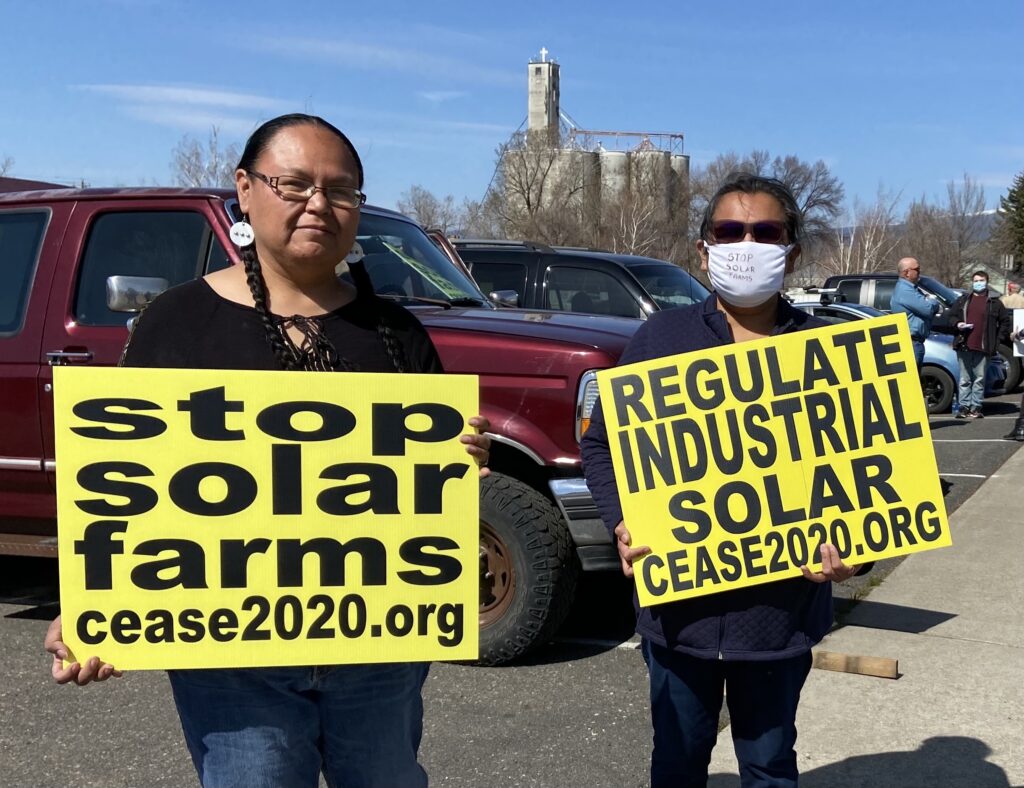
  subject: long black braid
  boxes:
[348,260,411,373]
[242,238,359,371]
[236,113,408,373]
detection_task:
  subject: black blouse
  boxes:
[121,279,444,374]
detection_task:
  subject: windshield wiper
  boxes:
[376,294,453,309]
[448,297,488,307]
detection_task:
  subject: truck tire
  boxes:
[477,473,579,665]
[920,365,955,414]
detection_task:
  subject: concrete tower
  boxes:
[527,48,560,140]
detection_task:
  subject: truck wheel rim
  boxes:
[479,521,515,628]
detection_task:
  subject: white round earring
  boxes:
[345,241,364,264]
[229,221,255,248]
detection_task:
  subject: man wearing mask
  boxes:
[951,271,1011,419]
[582,173,864,788]
[890,257,941,368]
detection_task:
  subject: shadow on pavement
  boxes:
[0,555,59,614]
[487,571,638,667]
[831,599,957,634]
[708,736,1013,788]
[979,400,1020,416]
[6,602,59,621]
[929,420,971,431]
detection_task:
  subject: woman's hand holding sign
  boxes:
[462,416,492,478]
[800,543,859,584]
[613,521,651,578]
[45,615,122,686]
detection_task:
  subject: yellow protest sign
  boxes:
[597,314,950,607]
[54,367,479,670]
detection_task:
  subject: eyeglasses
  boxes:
[710,220,787,244]
[248,171,367,209]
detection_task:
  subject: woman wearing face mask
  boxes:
[581,173,862,788]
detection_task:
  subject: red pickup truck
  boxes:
[0,186,640,664]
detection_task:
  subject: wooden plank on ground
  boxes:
[813,650,900,679]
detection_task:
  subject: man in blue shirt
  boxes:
[890,257,941,367]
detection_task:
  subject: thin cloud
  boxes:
[121,105,259,136]
[430,119,507,133]
[974,173,1015,190]
[408,23,489,47]
[306,100,512,138]
[75,83,288,111]
[417,90,468,104]
[250,36,519,87]
[73,83,293,135]
[981,145,1024,161]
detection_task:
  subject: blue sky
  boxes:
[2,0,1022,215]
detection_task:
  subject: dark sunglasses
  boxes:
[711,220,787,244]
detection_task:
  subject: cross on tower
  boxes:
[539,47,548,62]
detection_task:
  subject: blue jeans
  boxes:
[957,349,988,411]
[168,663,430,788]
[911,339,925,368]
[645,640,812,788]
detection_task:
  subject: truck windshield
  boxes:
[353,214,489,306]
[630,264,710,310]
[919,276,959,305]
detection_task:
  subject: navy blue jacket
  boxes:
[581,295,833,661]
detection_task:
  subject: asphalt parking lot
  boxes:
[1,391,1020,788]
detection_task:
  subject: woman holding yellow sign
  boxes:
[45,113,490,788]
[582,173,862,788]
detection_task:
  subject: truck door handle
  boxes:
[46,350,94,366]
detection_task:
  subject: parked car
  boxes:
[450,239,709,317]
[0,186,649,665]
[792,301,1007,413]
[820,272,1021,393]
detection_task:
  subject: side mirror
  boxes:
[489,289,519,308]
[106,275,170,313]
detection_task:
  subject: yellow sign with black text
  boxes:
[597,314,951,607]
[54,367,479,669]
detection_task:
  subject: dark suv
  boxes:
[452,240,709,318]
[822,272,1022,392]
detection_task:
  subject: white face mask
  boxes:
[705,240,793,308]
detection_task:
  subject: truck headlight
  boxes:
[576,370,600,442]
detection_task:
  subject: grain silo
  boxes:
[600,150,630,205]
[631,148,672,220]
[506,50,688,251]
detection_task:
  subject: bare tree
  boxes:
[171,127,239,188]
[608,193,660,256]
[397,185,461,234]
[490,132,589,245]
[818,188,903,277]
[486,130,694,264]
[900,200,960,286]
[459,192,504,239]
[0,156,12,177]
[597,152,689,263]
[687,152,743,238]
[945,173,988,272]
[899,174,988,286]
[689,150,845,246]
